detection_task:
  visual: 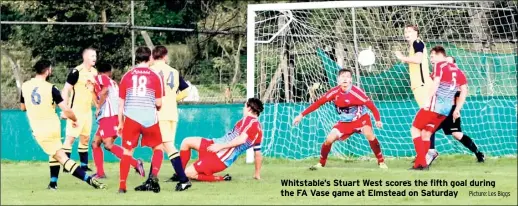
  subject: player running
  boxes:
[293,68,387,170]
[171,98,264,182]
[20,60,105,190]
[394,25,440,162]
[90,63,145,178]
[410,46,469,170]
[134,45,192,190]
[428,56,485,164]
[61,48,98,172]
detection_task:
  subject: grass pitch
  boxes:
[1,155,516,205]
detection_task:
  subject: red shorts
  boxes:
[412,109,447,132]
[193,138,227,175]
[95,116,119,139]
[333,114,372,141]
[121,117,162,150]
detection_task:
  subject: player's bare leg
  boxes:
[52,149,106,189]
[92,136,146,178]
[310,130,340,170]
[410,126,428,170]
[362,125,387,169]
[452,132,485,162]
[61,136,75,173]
[78,134,91,171]
[184,164,230,182]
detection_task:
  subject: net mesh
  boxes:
[251,2,517,160]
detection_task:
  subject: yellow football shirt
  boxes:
[67,65,98,112]
[151,61,180,121]
[408,39,432,89]
[21,78,61,131]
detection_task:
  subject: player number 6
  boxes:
[131,75,148,96]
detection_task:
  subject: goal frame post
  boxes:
[245,0,476,163]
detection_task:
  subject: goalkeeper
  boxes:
[293,69,387,170]
[394,25,438,162]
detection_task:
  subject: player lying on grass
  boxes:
[410,46,469,170]
[292,68,387,170]
[91,63,145,179]
[20,60,105,190]
[424,56,484,166]
[135,46,192,191]
[168,98,264,182]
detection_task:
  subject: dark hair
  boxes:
[34,60,52,74]
[338,68,353,76]
[447,56,456,63]
[405,24,419,35]
[97,63,112,73]
[431,46,447,56]
[135,47,151,63]
[152,45,168,60]
[246,98,264,116]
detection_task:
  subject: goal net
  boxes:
[246,1,517,161]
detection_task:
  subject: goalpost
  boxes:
[246,1,517,163]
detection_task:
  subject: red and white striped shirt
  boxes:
[94,74,119,120]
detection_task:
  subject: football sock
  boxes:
[458,135,480,154]
[429,132,436,150]
[197,174,224,182]
[62,145,72,158]
[63,158,91,183]
[92,146,104,176]
[150,149,163,177]
[119,155,131,190]
[413,137,425,167]
[110,145,139,168]
[49,157,60,184]
[319,142,332,167]
[168,152,188,182]
[78,143,89,168]
[180,149,191,170]
[423,139,431,163]
[368,138,384,163]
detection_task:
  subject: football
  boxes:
[358,46,376,66]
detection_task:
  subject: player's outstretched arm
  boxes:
[176,76,190,102]
[293,89,335,126]
[207,133,248,153]
[254,149,262,180]
[395,41,425,64]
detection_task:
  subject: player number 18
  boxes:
[450,72,457,91]
[131,75,147,96]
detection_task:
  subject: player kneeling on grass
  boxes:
[423,56,484,166]
[91,63,145,179]
[293,68,387,170]
[410,46,469,170]
[20,60,105,190]
[169,98,264,182]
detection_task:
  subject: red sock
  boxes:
[111,145,139,168]
[197,174,224,182]
[119,154,131,190]
[368,138,384,163]
[92,146,104,176]
[180,150,191,169]
[151,150,163,177]
[319,142,332,167]
[413,137,425,167]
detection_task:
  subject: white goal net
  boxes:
[246,1,517,161]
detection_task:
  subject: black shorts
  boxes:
[438,105,462,135]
